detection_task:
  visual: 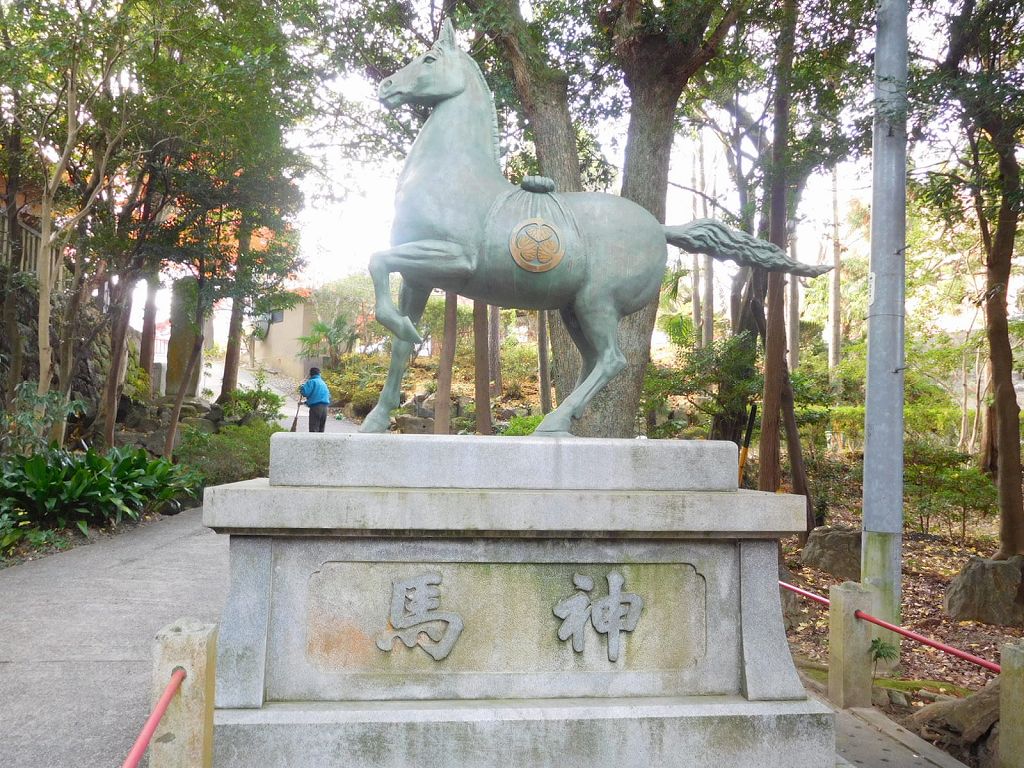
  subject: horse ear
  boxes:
[438,18,457,48]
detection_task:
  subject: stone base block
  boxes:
[214,696,835,768]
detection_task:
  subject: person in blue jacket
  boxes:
[299,367,332,433]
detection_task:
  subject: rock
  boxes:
[395,414,434,434]
[497,408,518,421]
[125,404,161,433]
[177,404,199,419]
[778,565,804,632]
[181,397,212,414]
[945,556,1024,626]
[206,403,225,423]
[112,430,146,449]
[800,526,861,581]
[412,392,434,418]
[180,417,217,434]
[908,678,1000,765]
[142,428,181,455]
[886,689,910,709]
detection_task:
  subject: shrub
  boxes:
[350,387,379,417]
[223,369,285,422]
[321,354,388,405]
[501,413,544,436]
[500,338,538,397]
[0,381,85,456]
[0,446,198,550]
[175,421,282,486]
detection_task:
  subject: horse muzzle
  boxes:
[378,80,405,110]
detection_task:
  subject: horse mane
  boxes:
[456,49,500,167]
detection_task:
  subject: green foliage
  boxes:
[350,387,380,418]
[904,442,997,540]
[500,337,538,399]
[500,413,544,436]
[122,353,152,402]
[0,381,86,457]
[671,332,762,420]
[0,446,198,551]
[223,369,285,422]
[870,637,900,678]
[320,354,389,406]
[175,421,283,487]
[297,317,360,367]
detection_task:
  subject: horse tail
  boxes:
[664,218,831,278]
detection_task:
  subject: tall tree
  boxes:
[919,0,1024,558]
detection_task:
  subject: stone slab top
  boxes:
[269,433,738,492]
[203,479,806,538]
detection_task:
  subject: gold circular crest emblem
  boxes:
[509,217,565,273]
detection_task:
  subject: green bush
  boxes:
[501,413,544,436]
[223,369,285,422]
[321,354,388,405]
[500,338,538,397]
[904,442,997,540]
[350,387,379,417]
[0,381,85,456]
[175,421,282,486]
[0,446,198,551]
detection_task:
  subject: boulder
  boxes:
[800,526,861,581]
[412,391,434,418]
[778,565,804,632]
[180,417,217,434]
[181,397,212,414]
[177,404,199,420]
[206,403,225,423]
[112,430,146,449]
[908,678,1000,767]
[945,555,1024,626]
[125,404,161,433]
[142,428,181,455]
[395,414,434,434]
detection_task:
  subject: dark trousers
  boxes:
[308,404,328,433]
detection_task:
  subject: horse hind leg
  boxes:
[558,306,597,388]
[535,303,626,436]
[361,282,432,433]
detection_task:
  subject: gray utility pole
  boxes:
[862,0,907,642]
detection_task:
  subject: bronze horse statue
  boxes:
[362,20,828,436]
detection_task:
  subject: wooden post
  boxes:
[473,299,491,434]
[434,291,457,434]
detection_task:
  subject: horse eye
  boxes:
[423,54,437,63]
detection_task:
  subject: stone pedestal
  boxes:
[204,434,834,767]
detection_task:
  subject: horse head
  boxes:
[379,20,467,110]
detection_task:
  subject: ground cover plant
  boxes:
[0,445,198,555]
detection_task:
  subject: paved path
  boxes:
[0,509,966,768]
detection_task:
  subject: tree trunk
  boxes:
[985,139,1024,558]
[219,297,245,404]
[488,304,502,396]
[434,291,457,434]
[829,167,842,373]
[537,309,553,414]
[50,241,92,445]
[35,196,56,399]
[787,237,800,370]
[698,135,714,347]
[100,284,135,447]
[139,272,159,380]
[473,299,492,434]
[690,154,703,347]
[164,333,204,459]
[759,0,797,492]
[2,122,24,405]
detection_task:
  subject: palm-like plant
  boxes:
[298,316,360,367]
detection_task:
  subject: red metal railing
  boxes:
[121,667,187,768]
[779,580,1002,674]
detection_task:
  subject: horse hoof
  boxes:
[359,408,390,433]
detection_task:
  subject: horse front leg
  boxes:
[369,239,473,344]
[361,282,433,433]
